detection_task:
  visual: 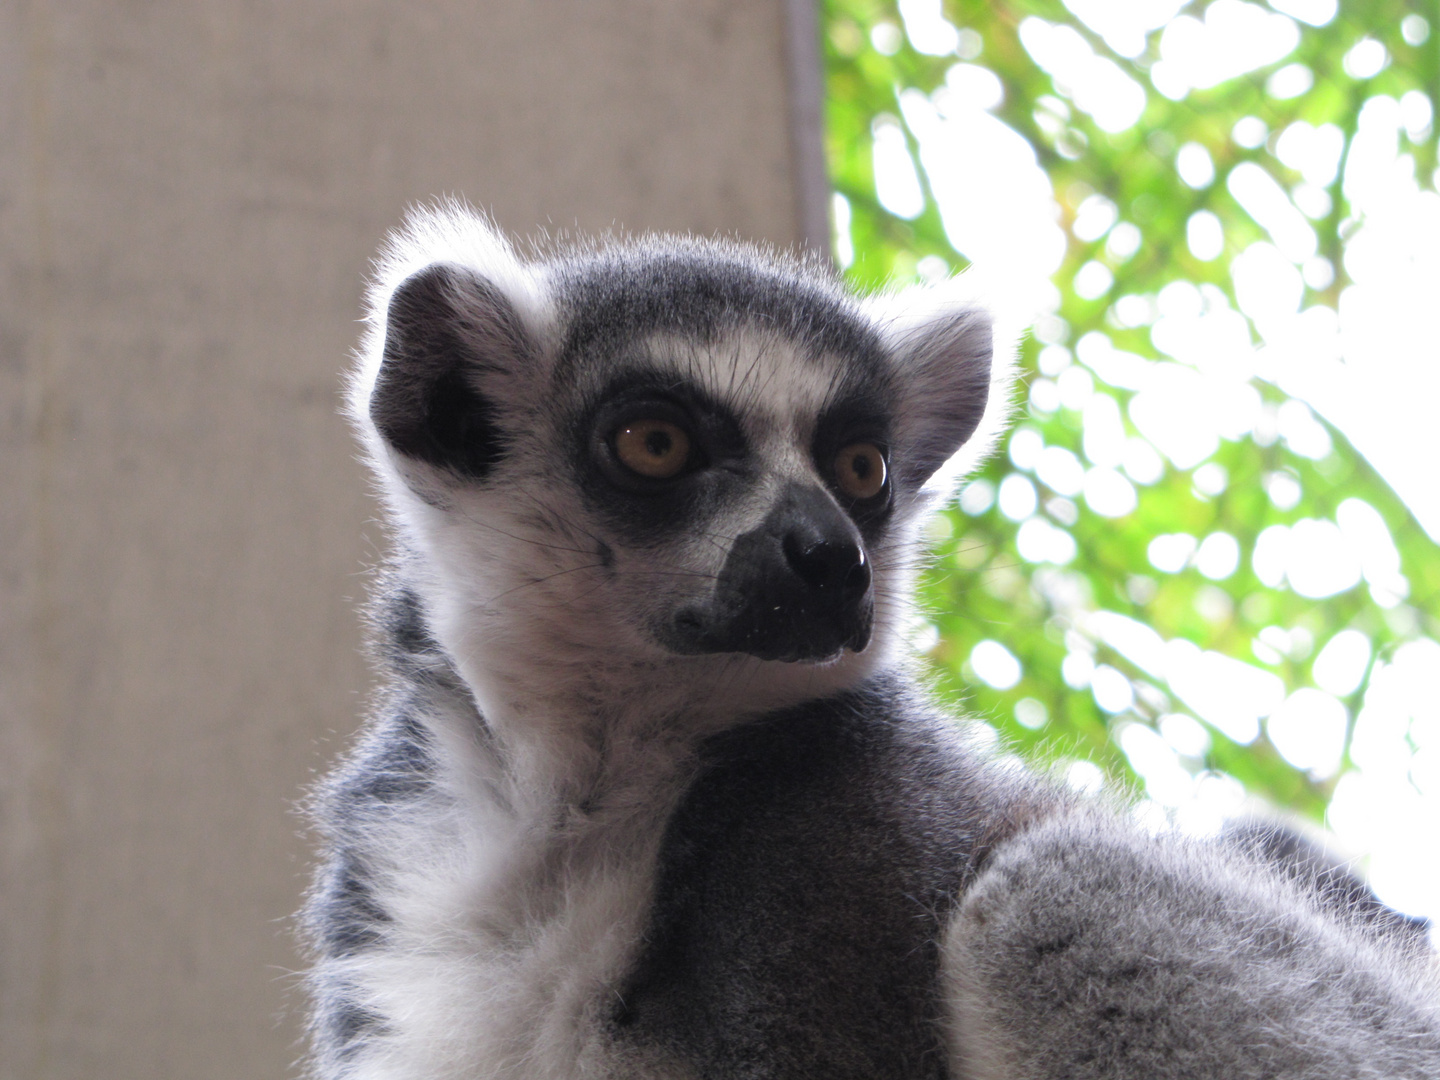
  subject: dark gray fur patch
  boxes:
[316,849,391,956]
[311,988,387,1075]
[311,589,445,833]
[596,540,615,571]
[304,581,452,1066]
[328,998,384,1052]
[614,674,1031,1079]
[552,242,888,380]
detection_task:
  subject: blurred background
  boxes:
[2,1,1436,1077]
[822,0,1440,939]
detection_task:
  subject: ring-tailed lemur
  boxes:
[303,206,1440,1080]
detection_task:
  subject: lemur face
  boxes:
[567,327,892,663]
[358,221,1002,681]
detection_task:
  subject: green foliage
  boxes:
[823,0,1440,823]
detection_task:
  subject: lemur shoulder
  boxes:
[303,206,1440,1080]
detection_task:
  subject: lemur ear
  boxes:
[867,287,1014,494]
[369,262,534,481]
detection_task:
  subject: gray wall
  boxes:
[0,3,820,1076]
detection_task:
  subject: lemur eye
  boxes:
[614,419,692,479]
[834,442,888,500]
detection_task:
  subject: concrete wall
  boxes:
[0,3,820,1076]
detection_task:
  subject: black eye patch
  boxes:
[573,369,751,544]
[811,393,897,533]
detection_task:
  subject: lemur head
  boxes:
[353,207,1012,714]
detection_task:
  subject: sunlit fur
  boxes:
[303,205,1440,1080]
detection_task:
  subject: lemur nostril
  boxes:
[783,533,867,592]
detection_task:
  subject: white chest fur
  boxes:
[334,707,700,1080]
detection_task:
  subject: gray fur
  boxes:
[945,812,1440,1079]
[302,205,1439,1080]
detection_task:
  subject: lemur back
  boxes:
[303,207,1440,1080]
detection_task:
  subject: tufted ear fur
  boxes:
[370,261,536,482]
[866,284,1017,496]
[890,304,994,491]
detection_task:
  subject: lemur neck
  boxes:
[387,563,892,809]
[440,628,887,813]
[448,646,763,801]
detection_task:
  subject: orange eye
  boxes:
[614,419,692,479]
[834,442,887,500]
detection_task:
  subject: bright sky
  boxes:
[857,0,1440,924]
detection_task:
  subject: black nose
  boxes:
[663,482,876,662]
[782,532,870,596]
